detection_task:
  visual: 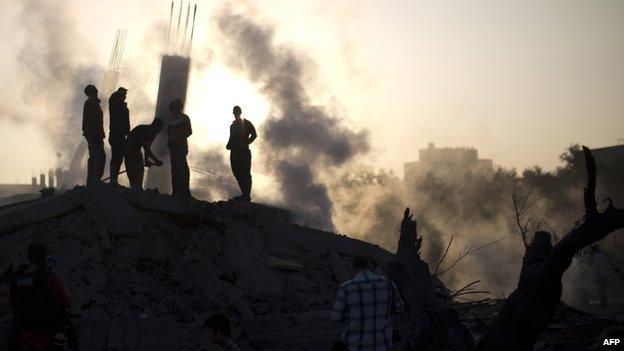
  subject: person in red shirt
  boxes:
[7,242,75,351]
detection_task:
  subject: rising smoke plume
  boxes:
[214,7,369,230]
[6,1,101,161]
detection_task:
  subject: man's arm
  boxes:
[182,116,192,139]
[331,286,347,322]
[169,117,193,145]
[247,121,257,145]
[123,105,130,136]
[143,143,162,165]
[82,102,88,136]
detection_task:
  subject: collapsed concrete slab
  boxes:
[0,190,81,235]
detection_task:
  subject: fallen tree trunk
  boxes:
[476,147,624,351]
[388,209,474,351]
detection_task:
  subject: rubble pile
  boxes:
[1,184,621,350]
[0,185,393,350]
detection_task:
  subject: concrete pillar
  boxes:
[145,55,191,193]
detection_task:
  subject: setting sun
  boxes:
[186,64,270,150]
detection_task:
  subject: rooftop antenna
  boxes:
[188,4,197,54]
[166,1,174,54]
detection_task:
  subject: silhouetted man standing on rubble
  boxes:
[108,87,130,185]
[8,242,76,351]
[331,255,403,351]
[226,105,256,202]
[167,99,192,198]
[125,118,164,190]
[82,84,106,186]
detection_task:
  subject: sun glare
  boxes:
[186,64,270,149]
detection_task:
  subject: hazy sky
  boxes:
[0,0,622,183]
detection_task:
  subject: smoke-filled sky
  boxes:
[0,0,623,184]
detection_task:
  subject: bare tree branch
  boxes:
[437,237,504,276]
[433,235,454,276]
[512,188,543,249]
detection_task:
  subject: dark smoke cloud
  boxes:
[214,7,369,230]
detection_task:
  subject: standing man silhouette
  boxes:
[82,84,105,186]
[226,105,257,202]
[108,87,130,185]
[167,99,192,198]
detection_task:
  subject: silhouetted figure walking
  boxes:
[226,106,256,202]
[82,84,105,186]
[125,119,164,190]
[108,87,130,185]
[167,99,192,198]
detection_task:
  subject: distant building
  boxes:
[404,143,493,180]
[0,169,62,199]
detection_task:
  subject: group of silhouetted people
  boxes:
[81,84,257,201]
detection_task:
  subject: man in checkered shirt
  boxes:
[331,255,404,351]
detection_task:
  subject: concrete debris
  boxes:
[266,256,304,271]
[0,184,390,350]
[0,190,81,235]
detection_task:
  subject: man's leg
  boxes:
[242,149,252,200]
[86,138,96,186]
[230,150,245,197]
[94,138,106,184]
[109,140,124,184]
[180,153,190,197]
[170,149,179,196]
[126,151,142,189]
[137,154,145,190]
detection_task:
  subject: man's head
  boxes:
[351,254,371,274]
[233,105,242,119]
[84,84,98,98]
[150,118,165,133]
[27,241,48,267]
[117,87,128,101]
[204,312,231,343]
[169,98,184,113]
